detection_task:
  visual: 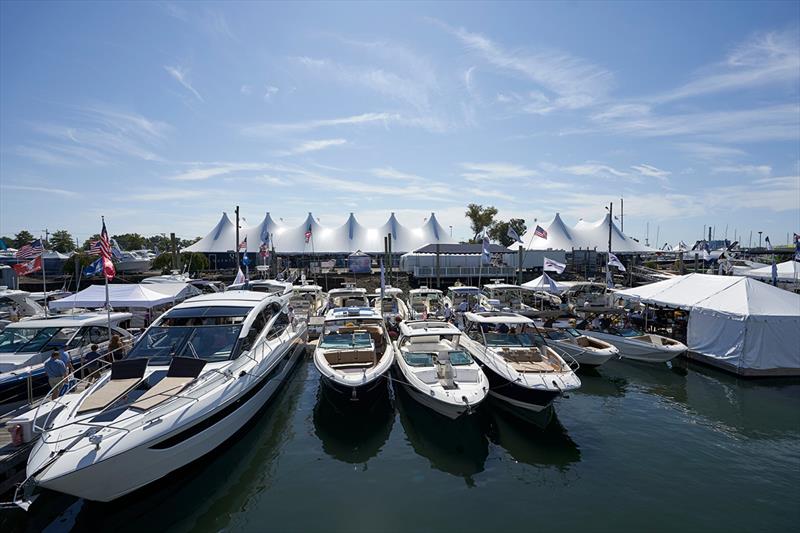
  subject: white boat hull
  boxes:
[581,331,686,363]
[551,340,617,367]
[115,259,152,274]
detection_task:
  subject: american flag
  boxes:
[15,239,44,259]
[304,226,312,243]
[534,225,548,239]
[87,240,102,255]
[100,219,116,279]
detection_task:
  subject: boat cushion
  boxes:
[325,349,374,367]
[77,358,148,414]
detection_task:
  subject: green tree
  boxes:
[14,230,35,247]
[50,230,76,253]
[488,218,528,247]
[62,252,97,275]
[152,252,209,273]
[146,234,171,253]
[82,234,101,251]
[465,204,498,242]
[180,236,202,249]
[112,233,147,251]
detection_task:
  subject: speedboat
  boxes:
[313,307,393,401]
[540,327,618,367]
[580,327,687,363]
[326,284,369,310]
[141,271,192,284]
[481,283,538,316]
[20,290,306,504]
[560,282,613,310]
[407,286,446,319]
[0,312,132,405]
[445,285,482,311]
[290,282,327,320]
[228,279,292,295]
[0,287,46,329]
[459,312,580,416]
[115,251,152,274]
[394,320,488,419]
[373,286,410,321]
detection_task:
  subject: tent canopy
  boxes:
[742,260,799,283]
[521,212,656,254]
[521,273,568,294]
[50,284,182,310]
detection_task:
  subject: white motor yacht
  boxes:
[115,251,153,274]
[481,283,538,316]
[326,284,370,310]
[580,327,687,363]
[445,286,482,311]
[394,320,488,419]
[459,312,580,415]
[141,271,192,284]
[407,287,446,319]
[0,287,46,329]
[0,313,133,405]
[20,290,306,504]
[313,307,393,401]
[540,327,618,367]
[290,282,327,320]
[373,286,410,321]
[228,279,292,295]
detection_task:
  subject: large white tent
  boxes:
[50,284,178,310]
[522,213,656,254]
[185,211,454,254]
[742,260,799,283]
[615,274,800,377]
[521,273,569,293]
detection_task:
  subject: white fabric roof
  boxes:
[185,211,454,254]
[521,213,656,254]
[742,260,799,283]
[49,284,177,310]
[138,282,201,301]
[521,273,569,294]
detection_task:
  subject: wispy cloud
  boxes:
[712,164,772,177]
[240,112,400,136]
[543,162,629,179]
[460,162,538,182]
[438,20,613,114]
[168,162,278,181]
[674,142,747,161]
[631,163,671,183]
[129,189,217,201]
[1,184,78,197]
[276,138,347,156]
[371,167,426,181]
[165,65,203,101]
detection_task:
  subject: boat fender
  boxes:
[10,424,23,446]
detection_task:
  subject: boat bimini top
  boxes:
[463,311,534,325]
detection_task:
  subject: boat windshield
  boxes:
[403,351,435,367]
[320,332,372,350]
[545,330,570,341]
[0,326,78,353]
[481,332,538,347]
[448,350,473,365]
[616,328,644,338]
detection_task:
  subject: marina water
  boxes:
[4,356,799,532]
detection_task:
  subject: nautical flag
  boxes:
[795,235,800,262]
[99,220,116,280]
[771,258,778,286]
[83,258,103,277]
[0,238,7,251]
[242,254,251,266]
[304,226,312,243]
[15,239,43,259]
[506,226,523,244]
[259,243,268,258]
[543,256,566,274]
[481,236,491,264]
[88,240,102,256]
[260,226,270,246]
[608,252,626,272]
[534,225,548,239]
[238,236,248,252]
[233,267,246,285]
[12,255,42,276]
[765,236,772,251]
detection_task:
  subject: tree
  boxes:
[180,236,202,249]
[152,252,209,274]
[146,234,171,253]
[465,204,498,242]
[14,230,35,247]
[488,218,528,247]
[62,252,97,275]
[50,230,76,253]
[82,234,101,250]
[112,233,147,251]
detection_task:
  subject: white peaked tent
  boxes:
[522,212,655,253]
[186,211,455,254]
[50,284,176,310]
[521,273,569,294]
[615,274,800,376]
[743,260,799,283]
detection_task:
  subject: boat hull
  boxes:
[552,341,616,367]
[478,362,560,413]
[390,366,480,420]
[319,372,387,402]
[582,331,685,363]
[30,342,305,502]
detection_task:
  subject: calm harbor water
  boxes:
[3,355,799,533]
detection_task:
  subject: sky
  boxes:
[0,1,798,248]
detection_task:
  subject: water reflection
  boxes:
[394,384,488,487]
[573,366,628,398]
[485,407,581,470]
[312,379,394,466]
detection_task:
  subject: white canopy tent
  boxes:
[521,213,656,254]
[185,211,454,254]
[50,284,177,310]
[521,273,569,294]
[615,274,800,376]
[742,260,799,283]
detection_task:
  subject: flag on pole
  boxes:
[15,239,44,259]
[543,256,566,274]
[794,233,800,262]
[99,220,116,280]
[233,267,246,285]
[83,257,103,277]
[87,240,102,255]
[506,226,523,244]
[534,225,548,239]
[12,255,42,276]
[608,252,626,271]
[765,236,772,251]
[481,236,491,264]
[304,225,312,243]
[238,236,248,252]
[260,226,270,246]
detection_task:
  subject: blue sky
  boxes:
[1,1,798,247]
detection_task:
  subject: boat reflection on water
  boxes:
[18,349,309,533]
[313,378,394,466]
[486,406,581,470]
[394,383,488,487]
[572,365,628,399]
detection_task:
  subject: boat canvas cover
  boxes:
[50,284,178,310]
[742,260,799,283]
[615,274,800,373]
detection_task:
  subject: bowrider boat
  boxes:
[313,307,393,401]
[0,313,132,405]
[290,282,327,320]
[20,290,306,504]
[407,287,446,319]
[481,283,537,316]
[459,312,580,416]
[580,327,687,363]
[394,320,488,419]
[445,286,482,311]
[373,286,410,321]
[326,284,370,310]
[540,327,618,367]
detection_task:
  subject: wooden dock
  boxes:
[0,406,37,497]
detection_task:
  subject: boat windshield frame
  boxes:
[0,326,80,354]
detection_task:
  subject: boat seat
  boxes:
[414,369,439,384]
[130,357,207,412]
[77,358,148,415]
[325,349,375,367]
[453,367,480,383]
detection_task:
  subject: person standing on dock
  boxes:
[45,350,67,401]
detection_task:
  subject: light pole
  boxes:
[758,231,762,248]
[449,225,453,237]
